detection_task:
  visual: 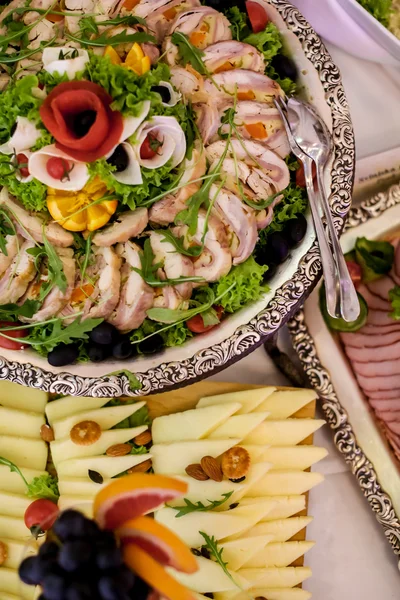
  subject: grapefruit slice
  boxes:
[94,473,187,529]
[117,516,198,574]
[123,544,196,600]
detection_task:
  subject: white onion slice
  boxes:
[119,101,151,142]
[154,81,181,107]
[15,150,33,183]
[28,144,90,191]
[111,143,143,185]
[136,116,186,169]
[42,47,89,80]
[0,117,42,155]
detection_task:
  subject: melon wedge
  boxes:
[220,535,274,571]
[259,446,328,470]
[197,388,276,414]
[58,477,111,497]
[0,568,36,599]
[57,495,93,518]
[2,538,37,569]
[243,541,315,568]
[52,402,146,438]
[246,471,324,496]
[0,406,44,439]
[0,515,30,540]
[45,396,110,425]
[169,555,248,593]
[0,466,46,494]
[0,435,47,470]
[151,439,241,475]
[50,426,147,466]
[208,413,269,440]
[0,491,31,518]
[237,567,312,589]
[243,517,313,543]
[239,496,306,521]
[214,588,312,600]
[57,453,152,479]
[243,420,325,446]
[0,381,47,414]
[255,390,317,419]
[152,403,242,443]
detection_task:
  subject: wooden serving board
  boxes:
[145,381,317,572]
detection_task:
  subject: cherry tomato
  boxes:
[16,153,30,178]
[295,162,317,188]
[187,305,224,334]
[0,321,28,350]
[140,134,158,160]
[24,499,59,536]
[346,260,362,288]
[246,1,269,33]
[46,156,70,180]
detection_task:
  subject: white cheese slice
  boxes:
[58,477,111,497]
[2,538,37,570]
[50,426,147,466]
[168,556,249,593]
[197,387,276,414]
[0,117,41,155]
[42,47,89,80]
[57,495,94,518]
[0,466,46,495]
[0,436,47,470]
[46,396,110,425]
[151,439,241,474]
[215,587,312,600]
[243,517,313,543]
[0,567,36,599]
[239,496,306,521]
[220,535,274,571]
[208,412,269,440]
[243,419,325,446]
[246,471,324,497]
[255,390,317,419]
[259,446,328,470]
[243,540,315,568]
[0,406,44,439]
[0,491,31,518]
[0,381,47,414]
[237,567,312,589]
[0,515,30,540]
[57,453,151,479]
[152,403,242,443]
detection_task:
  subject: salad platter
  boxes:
[0,378,326,599]
[289,182,400,563]
[0,0,355,397]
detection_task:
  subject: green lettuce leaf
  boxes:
[389,285,400,320]
[357,0,392,26]
[130,318,192,351]
[211,256,269,314]
[27,474,60,503]
[0,75,42,143]
[0,155,47,211]
[225,6,251,40]
[244,22,282,62]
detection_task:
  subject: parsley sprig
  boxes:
[170,492,233,517]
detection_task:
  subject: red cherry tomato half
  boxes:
[46,156,71,180]
[140,134,158,160]
[246,1,269,33]
[295,162,317,188]
[16,153,30,178]
[186,305,224,334]
[24,499,59,535]
[0,321,28,350]
[346,260,362,288]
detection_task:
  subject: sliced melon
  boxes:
[259,446,328,470]
[57,453,151,479]
[0,567,36,599]
[0,436,47,470]
[243,517,313,543]
[57,495,93,518]
[58,477,111,497]
[152,403,242,443]
[0,466,46,494]
[208,413,269,440]
[239,496,306,521]
[0,515,30,540]
[46,396,110,425]
[237,567,312,589]
[0,407,44,439]
[220,535,274,571]
[151,439,241,475]
[0,491,31,518]
[168,556,248,593]
[243,541,315,568]
[246,471,324,496]
[243,419,325,446]
[0,381,47,414]
[255,390,317,419]
[215,587,312,600]
[197,388,276,414]
[52,402,146,438]
[50,426,147,466]
[2,538,37,569]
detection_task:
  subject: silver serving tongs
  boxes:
[274,95,360,322]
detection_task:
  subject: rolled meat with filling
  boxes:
[202,41,265,74]
[203,70,283,105]
[133,0,201,42]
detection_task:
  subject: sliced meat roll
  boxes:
[133,0,201,42]
[203,69,282,104]
[0,234,21,278]
[170,66,205,101]
[92,208,148,247]
[149,230,194,300]
[203,41,265,74]
[0,241,36,304]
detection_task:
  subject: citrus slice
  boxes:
[123,544,196,600]
[117,515,198,574]
[94,473,187,529]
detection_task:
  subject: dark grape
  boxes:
[118,564,136,590]
[53,510,88,541]
[96,546,123,570]
[19,556,44,585]
[99,576,131,600]
[107,145,129,173]
[66,581,94,600]
[39,541,59,561]
[41,572,67,600]
[88,343,110,362]
[112,339,133,360]
[283,215,307,247]
[130,576,150,600]
[151,85,171,104]
[265,232,289,264]
[89,323,118,345]
[73,110,96,138]
[138,333,164,354]
[271,54,298,81]
[58,540,93,572]
[48,344,79,367]
[263,262,278,282]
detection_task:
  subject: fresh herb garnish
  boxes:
[67,29,155,48]
[171,32,208,75]
[0,299,41,321]
[0,207,16,256]
[0,36,56,65]
[105,369,142,392]
[27,474,59,503]
[389,285,400,320]
[27,230,68,301]
[130,445,148,455]
[0,455,29,487]
[170,492,233,517]
[199,532,241,588]
[58,48,79,60]
[161,229,203,257]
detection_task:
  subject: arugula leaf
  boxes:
[78,16,99,36]
[105,369,142,392]
[0,455,29,488]
[199,532,241,588]
[171,492,233,517]
[27,474,59,503]
[0,207,15,256]
[171,32,207,75]
[0,299,41,321]
[67,29,156,48]
[26,317,103,353]
[389,285,400,320]
[161,229,202,257]
[147,287,215,324]
[27,231,67,301]
[0,36,56,64]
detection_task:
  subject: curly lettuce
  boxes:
[130,318,192,351]
[244,22,283,61]
[27,474,59,503]
[0,155,47,211]
[357,0,392,26]
[211,257,269,314]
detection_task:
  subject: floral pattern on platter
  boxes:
[0,0,355,397]
[288,183,400,565]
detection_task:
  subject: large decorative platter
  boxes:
[288,182,400,563]
[0,0,355,397]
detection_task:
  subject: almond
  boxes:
[106,443,132,457]
[0,540,7,566]
[133,430,152,446]
[200,455,223,482]
[127,459,152,474]
[70,420,101,446]
[40,424,55,442]
[185,463,209,481]
[221,446,251,480]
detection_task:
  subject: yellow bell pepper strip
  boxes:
[104,43,151,75]
[47,177,117,232]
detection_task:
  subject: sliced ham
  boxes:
[369,398,400,411]
[366,276,395,301]
[353,359,400,378]
[386,420,400,435]
[344,340,400,363]
[357,284,391,311]
[366,308,396,327]
[367,389,400,400]
[359,323,400,334]
[355,373,400,392]
[339,329,400,348]
[374,410,400,422]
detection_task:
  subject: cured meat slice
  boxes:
[358,323,400,335]
[355,373,400,392]
[357,284,391,311]
[344,341,400,363]
[366,276,396,300]
[386,420,400,435]
[366,309,396,327]
[339,329,400,348]
[369,398,400,411]
[353,359,400,378]
[367,389,400,400]
[374,410,400,422]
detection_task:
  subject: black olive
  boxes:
[283,214,307,247]
[263,262,278,282]
[266,232,290,264]
[200,547,211,559]
[151,85,171,104]
[72,110,96,138]
[106,144,129,173]
[88,343,110,363]
[10,122,17,137]
[112,339,133,360]
[138,334,164,354]
[271,54,298,82]
[89,323,118,346]
[48,344,79,367]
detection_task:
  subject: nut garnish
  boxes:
[40,424,55,442]
[133,430,152,446]
[185,463,209,481]
[0,540,8,565]
[200,456,223,482]
[127,458,152,474]
[221,446,251,480]
[70,420,101,446]
[106,443,132,457]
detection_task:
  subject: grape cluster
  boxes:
[18,510,150,600]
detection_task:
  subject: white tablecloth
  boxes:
[212,43,400,597]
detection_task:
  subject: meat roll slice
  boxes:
[0,241,36,304]
[133,0,201,42]
[92,208,148,247]
[202,41,265,74]
[203,70,282,104]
